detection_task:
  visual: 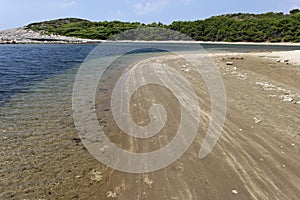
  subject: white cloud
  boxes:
[61,1,77,8]
[52,0,77,9]
[133,0,168,15]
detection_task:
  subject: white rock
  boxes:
[281,95,293,102]
[106,191,117,198]
[232,189,238,194]
[143,177,154,188]
[90,170,102,182]
[254,117,262,124]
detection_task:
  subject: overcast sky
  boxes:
[1,0,299,30]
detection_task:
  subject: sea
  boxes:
[0,42,300,137]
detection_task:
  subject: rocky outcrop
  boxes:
[0,27,101,44]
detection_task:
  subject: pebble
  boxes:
[143,177,154,188]
[106,191,117,198]
[282,164,286,168]
[291,143,295,147]
[90,170,102,182]
[232,189,238,194]
[254,117,262,124]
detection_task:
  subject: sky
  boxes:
[1,0,300,30]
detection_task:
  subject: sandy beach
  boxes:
[0,49,299,199]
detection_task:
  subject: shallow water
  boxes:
[1,43,300,131]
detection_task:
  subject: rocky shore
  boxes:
[0,28,101,44]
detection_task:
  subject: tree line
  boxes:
[26,9,300,42]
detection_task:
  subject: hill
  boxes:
[25,9,300,43]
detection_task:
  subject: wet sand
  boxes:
[0,51,299,199]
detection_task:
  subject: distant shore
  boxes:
[0,28,102,44]
[2,27,300,45]
[103,40,300,46]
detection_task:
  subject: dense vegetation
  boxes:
[26,9,300,42]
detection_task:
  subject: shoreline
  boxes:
[211,50,300,66]
[103,40,300,46]
[1,28,300,46]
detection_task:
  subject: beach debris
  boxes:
[185,68,190,72]
[282,164,286,168]
[106,191,117,198]
[231,70,247,80]
[280,95,293,102]
[90,170,102,182]
[255,81,300,103]
[277,58,289,63]
[226,62,234,65]
[254,117,262,124]
[280,145,284,148]
[291,143,295,147]
[143,177,154,188]
[182,64,187,68]
[230,57,244,60]
[232,189,238,194]
[255,81,276,91]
